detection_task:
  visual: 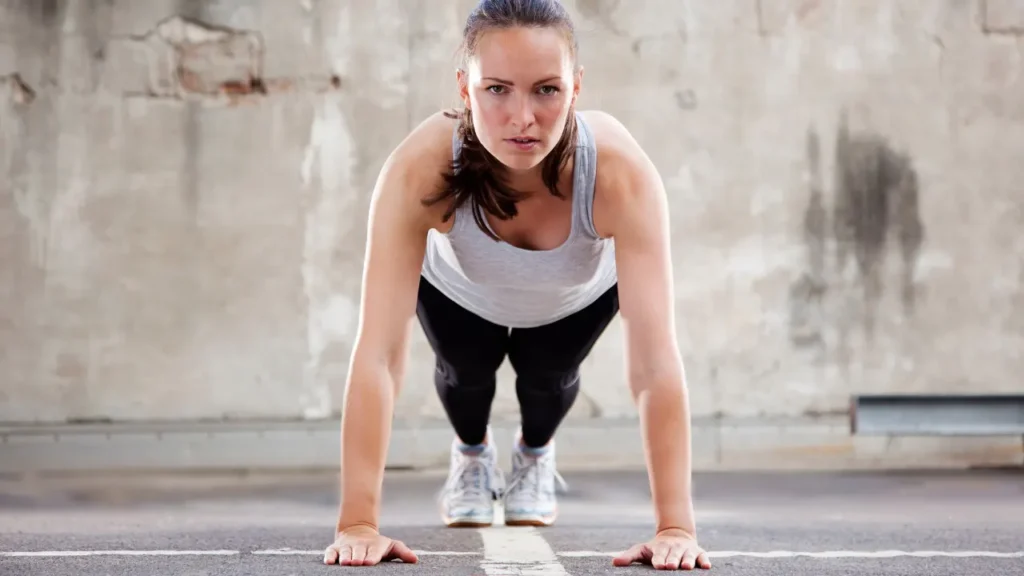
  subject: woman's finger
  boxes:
[680,547,697,570]
[696,550,712,569]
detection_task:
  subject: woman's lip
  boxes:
[506,138,540,151]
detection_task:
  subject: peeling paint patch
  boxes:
[102,15,341,104]
[153,15,264,96]
[155,16,264,95]
[102,15,265,101]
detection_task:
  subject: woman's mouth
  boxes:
[506,137,540,151]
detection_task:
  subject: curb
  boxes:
[1,416,1021,475]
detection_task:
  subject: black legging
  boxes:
[415,276,620,448]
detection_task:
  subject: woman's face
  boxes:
[459,26,581,172]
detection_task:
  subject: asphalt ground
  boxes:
[1,466,1022,575]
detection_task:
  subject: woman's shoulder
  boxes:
[386,110,457,184]
[578,109,646,170]
[578,110,666,238]
[374,110,459,228]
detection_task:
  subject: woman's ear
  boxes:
[456,68,470,109]
[573,66,584,103]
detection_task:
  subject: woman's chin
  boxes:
[494,148,546,171]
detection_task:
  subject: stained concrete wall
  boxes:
[2,1,1023,439]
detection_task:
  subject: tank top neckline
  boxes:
[453,111,595,256]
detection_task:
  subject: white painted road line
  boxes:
[0,550,240,557]
[479,526,570,575]
[3,548,1023,560]
[705,550,1024,559]
[558,550,1024,559]
[251,548,478,556]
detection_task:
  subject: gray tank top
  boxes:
[420,111,617,329]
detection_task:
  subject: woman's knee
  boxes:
[434,357,504,391]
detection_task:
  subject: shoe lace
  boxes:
[502,453,568,505]
[440,454,505,504]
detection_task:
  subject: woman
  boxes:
[323,0,711,570]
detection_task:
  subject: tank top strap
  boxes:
[571,111,601,240]
[451,120,463,158]
[448,122,471,235]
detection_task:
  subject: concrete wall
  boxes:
[2,0,1023,440]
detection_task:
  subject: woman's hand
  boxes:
[612,528,711,570]
[323,525,419,566]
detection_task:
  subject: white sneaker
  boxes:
[502,439,567,526]
[438,434,504,527]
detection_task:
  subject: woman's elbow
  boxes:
[345,341,402,399]
[627,358,686,399]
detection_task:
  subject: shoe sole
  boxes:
[444,518,493,528]
[504,510,557,527]
[441,506,495,528]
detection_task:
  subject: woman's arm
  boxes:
[587,111,710,570]
[335,113,453,535]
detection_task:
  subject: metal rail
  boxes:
[850,394,1024,436]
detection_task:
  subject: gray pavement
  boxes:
[2,467,1023,575]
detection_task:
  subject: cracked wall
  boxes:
[1,0,1023,426]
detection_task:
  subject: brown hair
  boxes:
[422,0,580,240]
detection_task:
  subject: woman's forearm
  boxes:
[335,358,397,534]
[635,371,697,536]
